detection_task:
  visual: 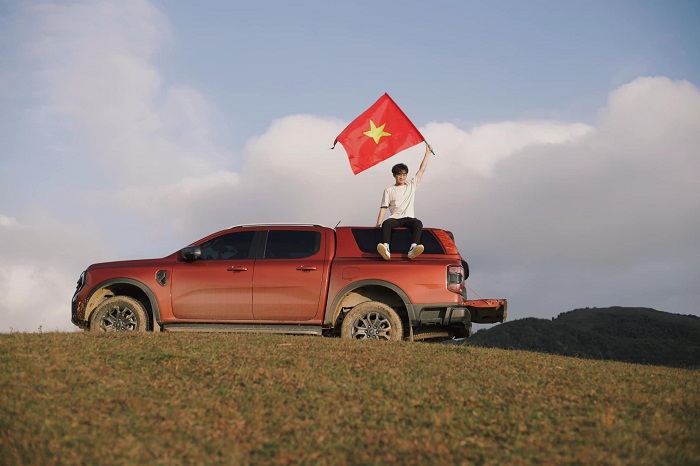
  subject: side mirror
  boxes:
[181,246,202,263]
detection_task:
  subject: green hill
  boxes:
[469,307,700,367]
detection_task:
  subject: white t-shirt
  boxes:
[381,177,418,219]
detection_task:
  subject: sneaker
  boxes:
[408,244,424,260]
[377,243,391,260]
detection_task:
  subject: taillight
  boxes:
[447,265,464,293]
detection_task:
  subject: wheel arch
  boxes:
[85,279,161,331]
[326,280,415,328]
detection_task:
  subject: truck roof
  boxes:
[229,223,328,228]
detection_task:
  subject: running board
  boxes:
[161,323,323,335]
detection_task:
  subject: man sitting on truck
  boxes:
[375,143,433,260]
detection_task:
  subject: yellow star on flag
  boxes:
[363,119,391,144]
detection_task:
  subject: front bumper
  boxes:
[71,292,88,329]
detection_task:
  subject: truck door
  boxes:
[253,229,326,322]
[171,230,256,320]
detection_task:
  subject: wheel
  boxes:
[341,302,404,341]
[90,296,149,332]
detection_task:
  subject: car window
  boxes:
[351,229,445,254]
[264,230,321,259]
[199,231,255,260]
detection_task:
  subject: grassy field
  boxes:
[1,332,698,465]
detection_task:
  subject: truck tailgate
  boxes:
[464,299,507,324]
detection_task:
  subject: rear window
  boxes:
[264,230,321,259]
[351,229,445,254]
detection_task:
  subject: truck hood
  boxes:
[87,256,175,271]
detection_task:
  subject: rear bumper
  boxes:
[446,306,470,324]
[414,305,473,326]
[414,299,506,325]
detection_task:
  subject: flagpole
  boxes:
[425,140,435,155]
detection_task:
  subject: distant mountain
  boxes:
[469,307,700,368]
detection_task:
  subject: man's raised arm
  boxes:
[415,144,433,184]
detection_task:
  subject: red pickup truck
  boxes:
[72,224,506,341]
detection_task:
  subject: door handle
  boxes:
[227,266,248,272]
[296,266,317,272]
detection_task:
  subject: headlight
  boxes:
[75,271,86,293]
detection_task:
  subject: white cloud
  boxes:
[112,170,243,241]
[0,215,18,228]
[26,0,227,185]
[0,264,78,332]
[470,77,700,266]
[0,210,109,331]
[422,120,592,176]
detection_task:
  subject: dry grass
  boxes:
[1,332,698,465]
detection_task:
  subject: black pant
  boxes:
[381,217,423,245]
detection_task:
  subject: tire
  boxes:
[90,296,149,332]
[341,301,404,341]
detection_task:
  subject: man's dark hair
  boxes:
[391,163,409,175]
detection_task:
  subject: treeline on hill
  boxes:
[469,307,700,368]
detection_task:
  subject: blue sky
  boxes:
[155,0,700,128]
[0,0,698,331]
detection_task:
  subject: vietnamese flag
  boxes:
[333,93,425,174]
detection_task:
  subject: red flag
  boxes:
[333,93,424,174]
